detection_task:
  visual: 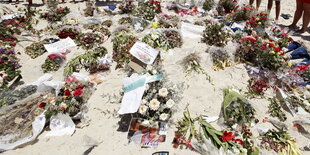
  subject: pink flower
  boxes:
[241,36,257,42]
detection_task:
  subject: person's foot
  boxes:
[288,24,298,30]
[295,29,306,33]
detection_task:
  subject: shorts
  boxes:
[299,0,310,3]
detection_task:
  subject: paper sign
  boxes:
[129,41,159,65]
[44,37,76,54]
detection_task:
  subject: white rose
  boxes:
[159,113,169,121]
[149,99,160,111]
[158,88,168,97]
[59,102,68,110]
[166,99,175,108]
[141,120,150,126]
[139,105,148,115]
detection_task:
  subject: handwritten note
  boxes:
[44,37,76,54]
[129,41,159,65]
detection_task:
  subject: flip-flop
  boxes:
[281,14,292,20]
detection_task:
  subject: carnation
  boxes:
[149,99,160,111]
[158,88,168,97]
[139,105,148,115]
[159,113,169,121]
[166,99,175,108]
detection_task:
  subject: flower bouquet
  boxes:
[86,24,111,37]
[235,35,260,63]
[118,17,133,25]
[112,30,137,69]
[134,0,161,21]
[269,27,292,48]
[102,20,113,27]
[203,0,215,11]
[181,53,212,82]
[260,129,301,155]
[25,39,50,59]
[246,12,269,32]
[64,47,108,76]
[295,64,310,82]
[57,27,81,40]
[173,108,247,154]
[39,7,70,22]
[119,0,135,14]
[0,92,55,148]
[0,49,22,92]
[228,5,255,22]
[132,66,182,126]
[0,85,37,108]
[210,49,233,71]
[141,30,182,51]
[217,0,238,15]
[78,32,105,50]
[157,13,179,28]
[248,79,269,95]
[268,98,287,121]
[45,80,95,120]
[202,23,231,47]
[41,54,65,73]
[256,40,288,71]
[221,88,256,127]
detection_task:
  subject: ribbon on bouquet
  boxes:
[123,74,163,93]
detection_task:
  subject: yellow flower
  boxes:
[151,22,160,28]
[269,51,275,54]
[256,18,260,21]
[288,62,292,67]
[258,22,262,25]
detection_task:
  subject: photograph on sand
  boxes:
[0,0,309,155]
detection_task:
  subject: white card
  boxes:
[44,37,76,54]
[129,41,159,65]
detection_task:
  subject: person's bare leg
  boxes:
[298,2,310,33]
[275,1,281,20]
[289,0,303,29]
[256,0,262,10]
[250,0,254,6]
[267,0,273,13]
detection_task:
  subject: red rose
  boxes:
[73,88,83,96]
[260,44,267,50]
[10,42,16,46]
[221,131,236,142]
[64,89,71,96]
[274,47,282,52]
[76,85,84,90]
[233,139,244,146]
[261,17,267,20]
[269,43,275,48]
[0,60,4,64]
[38,102,46,108]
